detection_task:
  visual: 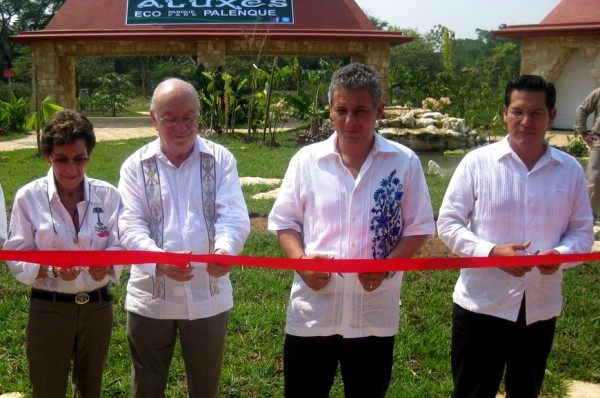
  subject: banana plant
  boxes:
[25,96,63,155]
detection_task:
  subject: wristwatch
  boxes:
[47,266,58,279]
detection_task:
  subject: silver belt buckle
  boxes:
[75,292,90,305]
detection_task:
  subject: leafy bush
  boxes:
[0,95,30,132]
[25,96,63,153]
[0,82,31,103]
[564,134,589,158]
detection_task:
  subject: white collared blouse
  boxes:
[5,169,123,292]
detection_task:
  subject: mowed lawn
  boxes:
[0,132,598,397]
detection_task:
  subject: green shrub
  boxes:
[0,82,31,103]
[0,95,30,132]
[564,135,588,158]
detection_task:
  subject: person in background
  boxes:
[118,78,250,398]
[0,182,7,245]
[3,110,122,397]
[575,87,600,216]
[437,75,594,398]
[268,62,435,398]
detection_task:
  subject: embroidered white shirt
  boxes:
[4,169,123,291]
[437,137,594,324]
[119,136,250,320]
[268,133,435,338]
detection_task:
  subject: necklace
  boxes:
[48,181,91,243]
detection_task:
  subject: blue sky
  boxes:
[354,0,562,39]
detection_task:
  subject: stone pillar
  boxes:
[31,43,76,111]
[196,40,227,70]
[355,42,391,102]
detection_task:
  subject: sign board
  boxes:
[3,69,15,79]
[126,0,294,25]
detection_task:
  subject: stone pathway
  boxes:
[496,380,600,398]
[0,117,157,152]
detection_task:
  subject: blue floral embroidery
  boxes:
[370,170,403,259]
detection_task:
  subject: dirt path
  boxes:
[0,117,157,152]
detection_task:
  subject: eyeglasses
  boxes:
[50,156,90,167]
[157,114,199,128]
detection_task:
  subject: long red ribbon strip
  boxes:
[1,250,598,272]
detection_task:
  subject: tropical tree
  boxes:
[88,73,135,117]
[388,27,444,106]
[199,67,225,134]
[24,96,63,154]
[1,0,64,71]
[285,82,329,137]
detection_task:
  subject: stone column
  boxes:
[196,40,227,70]
[355,42,391,102]
[30,43,77,111]
[31,43,77,110]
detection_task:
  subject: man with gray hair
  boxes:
[268,62,434,397]
[119,78,250,397]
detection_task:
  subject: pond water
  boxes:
[416,151,465,178]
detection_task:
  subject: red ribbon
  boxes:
[1,250,598,272]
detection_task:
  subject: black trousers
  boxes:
[284,334,395,398]
[451,301,557,398]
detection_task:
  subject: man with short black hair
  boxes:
[438,75,594,397]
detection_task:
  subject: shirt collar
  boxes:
[495,135,564,166]
[315,131,394,160]
[139,135,212,162]
[46,168,92,202]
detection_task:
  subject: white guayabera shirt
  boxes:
[118,137,250,321]
[437,137,594,324]
[268,132,435,338]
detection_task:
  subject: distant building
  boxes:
[494,0,600,130]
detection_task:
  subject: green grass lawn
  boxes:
[0,132,598,397]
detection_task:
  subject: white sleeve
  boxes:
[0,183,7,245]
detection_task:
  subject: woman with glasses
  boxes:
[3,109,122,397]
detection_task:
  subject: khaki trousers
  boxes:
[26,298,113,398]
[127,310,228,398]
[587,136,600,214]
